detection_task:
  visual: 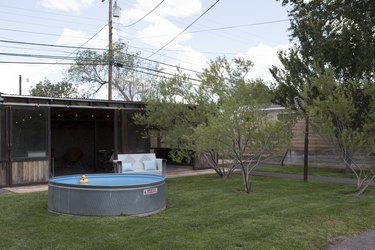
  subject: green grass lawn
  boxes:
[1,174,374,250]
[258,165,356,178]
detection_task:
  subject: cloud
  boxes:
[123,0,202,23]
[54,28,109,48]
[122,0,202,47]
[236,43,291,82]
[39,0,94,13]
[54,28,92,46]
[166,43,291,83]
[173,46,208,73]
[137,20,192,47]
[0,62,63,95]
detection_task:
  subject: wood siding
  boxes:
[291,119,335,152]
[0,162,6,186]
[194,153,215,170]
[11,160,49,185]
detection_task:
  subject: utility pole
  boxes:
[108,0,113,100]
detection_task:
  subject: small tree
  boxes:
[136,57,294,193]
[29,78,78,98]
[305,71,375,195]
[193,92,293,193]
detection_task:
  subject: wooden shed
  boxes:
[0,94,149,187]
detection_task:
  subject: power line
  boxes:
[0,4,107,21]
[114,62,201,82]
[0,27,108,41]
[0,61,87,65]
[0,10,103,28]
[0,16,289,52]
[0,52,198,78]
[0,61,201,83]
[127,43,207,69]
[129,44,275,57]
[118,18,289,49]
[147,0,221,58]
[185,19,290,34]
[0,52,200,74]
[120,18,289,41]
[122,0,165,27]
[0,39,201,74]
[0,39,107,51]
[1,15,288,46]
[0,44,73,54]
[125,53,201,74]
[0,52,80,60]
[198,17,289,45]
[52,24,108,63]
[130,45,237,55]
[0,18,102,34]
[32,24,108,75]
[121,32,206,70]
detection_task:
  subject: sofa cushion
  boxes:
[122,163,133,172]
[143,160,157,171]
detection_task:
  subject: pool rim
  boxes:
[48,173,165,189]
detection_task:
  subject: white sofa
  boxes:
[114,153,165,176]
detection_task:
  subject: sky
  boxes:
[0,0,292,99]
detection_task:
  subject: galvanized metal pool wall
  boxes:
[48,174,166,216]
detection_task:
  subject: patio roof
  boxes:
[0,94,145,111]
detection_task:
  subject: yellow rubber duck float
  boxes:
[79,175,88,184]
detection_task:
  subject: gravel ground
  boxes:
[329,229,375,250]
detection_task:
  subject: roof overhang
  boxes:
[0,94,145,111]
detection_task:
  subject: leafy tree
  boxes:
[270,47,316,182]
[279,0,375,82]
[29,78,78,98]
[272,0,375,176]
[67,41,158,101]
[136,57,293,193]
[193,88,292,193]
[134,68,214,170]
[304,71,375,195]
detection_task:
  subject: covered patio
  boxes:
[0,94,149,186]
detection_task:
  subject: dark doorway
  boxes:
[50,107,115,176]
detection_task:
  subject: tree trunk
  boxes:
[241,169,251,193]
[344,153,352,174]
[356,175,375,196]
[303,115,309,182]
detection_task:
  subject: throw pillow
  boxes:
[122,163,133,172]
[143,160,156,171]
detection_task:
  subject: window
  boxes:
[11,108,48,159]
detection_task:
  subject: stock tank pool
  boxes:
[48,174,166,216]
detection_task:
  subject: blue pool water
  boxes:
[49,174,164,187]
